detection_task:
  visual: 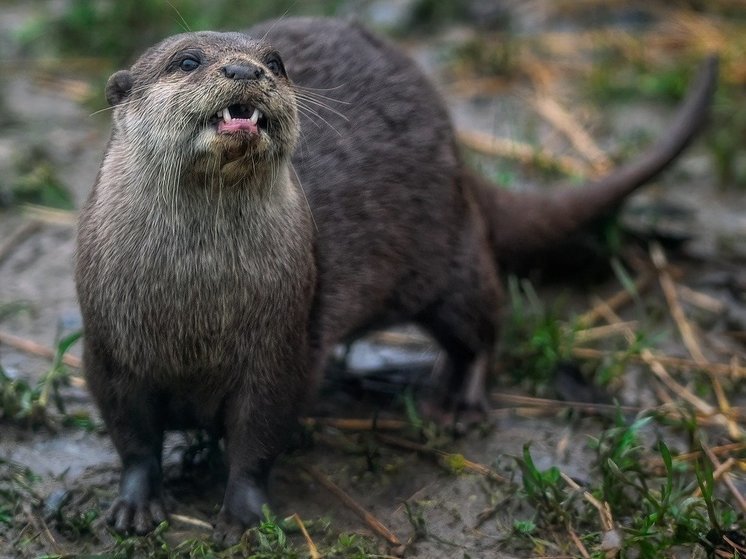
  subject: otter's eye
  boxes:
[179,57,200,72]
[265,56,284,77]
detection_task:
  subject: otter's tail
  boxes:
[470,55,718,267]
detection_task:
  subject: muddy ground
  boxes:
[1,2,746,558]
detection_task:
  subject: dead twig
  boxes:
[702,442,746,514]
[448,76,511,97]
[693,458,737,498]
[641,348,716,416]
[302,417,409,431]
[571,347,746,379]
[491,392,639,415]
[22,501,61,555]
[561,472,619,558]
[375,433,507,483]
[0,221,43,267]
[678,285,725,315]
[650,243,708,365]
[302,465,402,548]
[21,204,78,227]
[578,296,732,430]
[651,243,742,438]
[574,321,639,344]
[169,513,212,531]
[531,94,613,175]
[658,443,746,465]
[290,513,321,559]
[0,331,82,370]
[566,524,592,559]
[33,71,93,102]
[577,273,654,328]
[457,129,591,177]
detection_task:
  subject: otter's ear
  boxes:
[105,70,133,106]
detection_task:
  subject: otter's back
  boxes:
[248,17,469,343]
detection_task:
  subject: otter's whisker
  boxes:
[294,94,349,122]
[289,162,317,234]
[296,103,342,136]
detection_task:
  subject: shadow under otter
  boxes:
[75,17,717,544]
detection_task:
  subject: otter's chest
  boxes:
[79,206,306,374]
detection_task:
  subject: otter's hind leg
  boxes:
[84,347,167,535]
[418,242,502,422]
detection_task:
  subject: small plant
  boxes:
[327,532,380,559]
[404,501,428,541]
[512,518,537,536]
[590,414,653,511]
[54,507,99,539]
[8,147,75,210]
[0,331,81,426]
[11,162,75,210]
[586,50,692,105]
[587,416,740,558]
[511,412,742,558]
[448,34,520,80]
[248,506,297,558]
[501,276,577,394]
[0,459,40,528]
[515,444,573,527]
[108,520,174,559]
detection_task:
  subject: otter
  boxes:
[75,17,717,543]
[76,31,315,543]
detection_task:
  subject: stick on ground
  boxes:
[302,465,402,548]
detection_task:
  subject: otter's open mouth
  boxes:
[210,104,268,135]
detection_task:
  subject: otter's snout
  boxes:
[223,63,265,81]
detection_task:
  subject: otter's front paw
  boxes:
[213,480,267,546]
[108,456,165,534]
[213,509,261,547]
[107,496,167,535]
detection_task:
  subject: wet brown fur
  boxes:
[75,17,717,543]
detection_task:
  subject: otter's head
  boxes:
[106,32,299,179]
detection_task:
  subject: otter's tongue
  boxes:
[218,119,259,135]
[217,106,261,135]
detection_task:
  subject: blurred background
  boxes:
[2,1,746,558]
[2,0,745,348]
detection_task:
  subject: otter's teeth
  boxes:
[249,107,261,124]
[222,108,233,123]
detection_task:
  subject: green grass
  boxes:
[40,509,382,559]
[500,276,578,394]
[5,147,76,211]
[0,331,84,427]
[449,35,520,80]
[586,54,693,105]
[0,459,40,530]
[512,414,744,558]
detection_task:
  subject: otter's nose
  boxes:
[222,63,264,81]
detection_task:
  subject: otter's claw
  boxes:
[107,497,167,535]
